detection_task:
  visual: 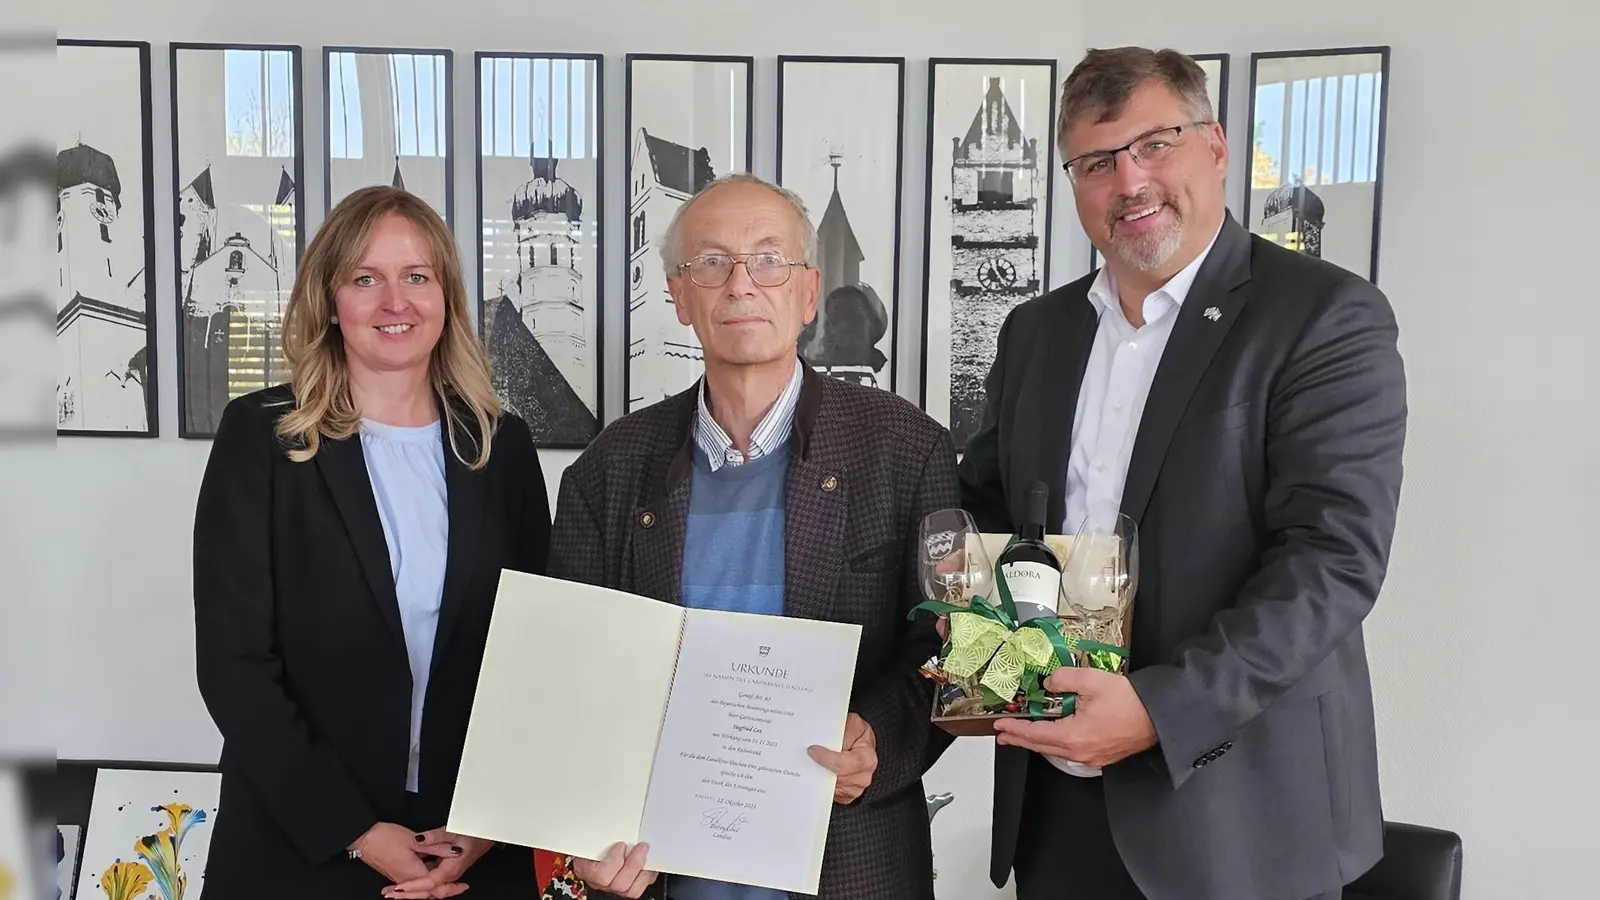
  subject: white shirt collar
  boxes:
[694,357,804,472]
[1088,217,1224,322]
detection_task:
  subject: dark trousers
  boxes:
[1013,757,1340,900]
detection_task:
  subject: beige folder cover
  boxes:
[447,570,686,860]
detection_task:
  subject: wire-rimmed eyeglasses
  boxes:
[676,252,809,288]
[1062,121,1211,183]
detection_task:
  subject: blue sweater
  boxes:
[671,441,790,900]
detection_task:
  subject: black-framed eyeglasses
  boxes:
[676,252,810,288]
[1062,121,1211,183]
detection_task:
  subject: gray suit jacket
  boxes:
[959,213,1407,900]
[550,363,959,900]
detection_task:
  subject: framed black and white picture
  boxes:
[624,53,753,413]
[171,42,304,439]
[921,58,1056,452]
[777,56,904,393]
[324,46,453,222]
[1088,51,1228,273]
[475,51,604,448]
[1245,46,1389,283]
[55,39,159,437]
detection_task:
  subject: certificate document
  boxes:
[448,571,862,895]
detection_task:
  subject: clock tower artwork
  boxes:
[947,76,1043,448]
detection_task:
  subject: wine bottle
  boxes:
[996,481,1062,622]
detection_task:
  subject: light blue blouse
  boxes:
[360,416,448,794]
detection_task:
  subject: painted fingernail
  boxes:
[451,845,462,854]
[414,833,425,842]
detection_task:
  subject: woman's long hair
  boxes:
[274,185,501,469]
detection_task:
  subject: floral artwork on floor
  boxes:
[73,768,219,900]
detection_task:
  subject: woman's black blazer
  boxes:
[192,385,550,899]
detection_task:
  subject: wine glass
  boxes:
[918,509,994,607]
[1059,508,1138,652]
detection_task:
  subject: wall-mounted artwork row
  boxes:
[324,46,453,224]
[921,58,1056,452]
[71,766,220,900]
[171,42,305,439]
[1245,46,1389,283]
[776,56,904,393]
[56,40,159,437]
[476,52,604,448]
[1088,52,1229,273]
[624,54,753,414]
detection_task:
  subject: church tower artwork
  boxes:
[511,156,588,397]
[175,161,296,436]
[798,153,889,387]
[56,142,151,433]
[626,126,715,412]
[483,150,598,446]
[56,40,158,436]
[947,76,1043,447]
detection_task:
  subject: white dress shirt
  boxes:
[1049,223,1221,778]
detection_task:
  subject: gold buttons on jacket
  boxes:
[821,475,839,492]
[639,511,656,528]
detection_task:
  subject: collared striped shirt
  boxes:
[694,358,804,472]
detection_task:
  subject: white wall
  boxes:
[41,0,1599,898]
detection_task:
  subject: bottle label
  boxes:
[998,561,1059,614]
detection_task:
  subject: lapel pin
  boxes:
[1204,306,1222,322]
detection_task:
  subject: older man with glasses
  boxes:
[549,173,960,900]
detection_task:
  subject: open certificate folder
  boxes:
[448,571,863,895]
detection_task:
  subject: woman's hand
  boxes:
[573,842,658,898]
[381,830,494,899]
[348,822,434,884]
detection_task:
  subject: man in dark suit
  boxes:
[958,47,1407,900]
[550,173,959,900]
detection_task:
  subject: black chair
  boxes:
[1344,821,1464,900]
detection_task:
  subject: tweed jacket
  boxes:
[549,362,959,900]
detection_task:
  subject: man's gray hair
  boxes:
[1056,47,1215,156]
[659,172,819,275]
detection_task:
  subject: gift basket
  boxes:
[909,504,1137,737]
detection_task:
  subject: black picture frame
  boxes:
[775,55,906,394]
[1243,45,1390,284]
[1194,52,1232,134]
[622,53,755,415]
[55,38,160,438]
[170,41,306,440]
[53,758,223,828]
[920,57,1057,453]
[473,50,606,449]
[322,45,455,226]
[1087,51,1229,274]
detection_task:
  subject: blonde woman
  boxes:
[193,186,549,900]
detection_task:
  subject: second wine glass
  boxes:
[1059,508,1139,655]
[918,509,994,607]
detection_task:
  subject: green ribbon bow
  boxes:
[944,611,1058,699]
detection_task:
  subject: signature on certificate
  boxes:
[699,805,750,839]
